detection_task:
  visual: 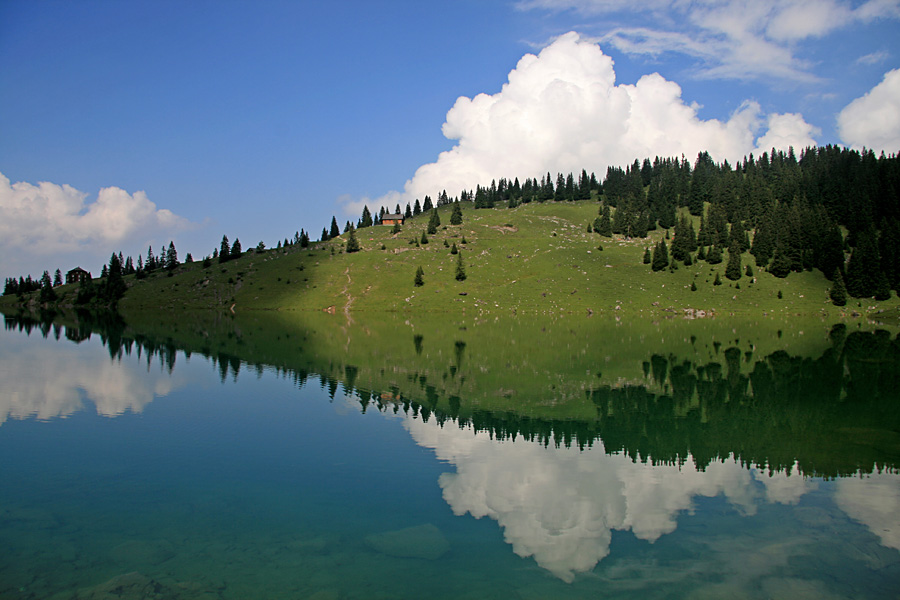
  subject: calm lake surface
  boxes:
[1,311,899,599]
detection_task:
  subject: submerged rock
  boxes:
[364,523,450,560]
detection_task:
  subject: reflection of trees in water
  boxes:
[7,311,899,477]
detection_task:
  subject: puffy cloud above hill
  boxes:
[0,172,193,276]
[837,68,900,153]
[378,32,817,209]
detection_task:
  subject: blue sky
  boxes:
[1,0,899,279]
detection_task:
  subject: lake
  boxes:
[1,310,899,599]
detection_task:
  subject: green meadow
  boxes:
[4,200,897,322]
[105,200,897,319]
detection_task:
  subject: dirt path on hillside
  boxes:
[341,267,355,320]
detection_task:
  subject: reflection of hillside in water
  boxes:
[4,310,900,584]
[5,311,900,479]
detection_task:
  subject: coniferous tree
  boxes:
[346,224,360,253]
[769,243,792,278]
[330,217,340,239]
[166,241,178,270]
[874,270,892,301]
[651,240,669,271]
[455,251,466,281]
[360,206,373,228]
[450,242,458,254]
[103,253,126,305]
[450,201,463,225]
[725,239,742,281]
[423,196,433,211]
[420,231,429,245]
[219,236,231,263]
[594,205,612,237]
[845,230,880,297]
[414,266,424,287]
[413,199,422,216]
[231,238,242,259]
[643,247,652,264]
[427,209,440,234]
[706,244,723,265]
[40,271,56,303]
[53,269,62,287]
[830,268,847,306]
[404,203,413,219]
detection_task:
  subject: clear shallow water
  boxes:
[1,319,899,599]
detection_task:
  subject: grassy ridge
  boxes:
[112,200,898,317]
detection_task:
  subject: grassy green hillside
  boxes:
[3,200,898,318]
[117,200,898,318]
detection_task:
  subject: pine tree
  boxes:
[769,244,792,278]
[219,236,231,263]
[450,242,458,254]
[53,269,62,287]
[595,205,612,237]
[346,224,360,253]
[103,253,126,305]
[360,206,373,228]
[874,271,891,301]
[231,238,242,259]
[427,209,440,234]
[713,272,722,286]
[330,217,340,239]
[455,252,466,281]
[420,231,429,245]
[414,266,424,287]
[643,247,652,264]
[166,241,178,270]
[725,239,742,281]
[845,230,880,297]
[40,271,56,303]
[413,199,422,216]
[450,201,463,225]
[651,240,669,272]
[830,269,847,306]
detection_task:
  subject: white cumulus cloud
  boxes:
[376,32,817,209]
[0,172,194,277]
[837,68,900,153]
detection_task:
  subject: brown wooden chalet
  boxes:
[381,214,404,226]
[65,267,92,285]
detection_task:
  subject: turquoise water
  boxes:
[1,320,899,599]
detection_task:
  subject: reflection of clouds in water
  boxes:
[834,472,900,551]
[405,415,815,583]
[753,462,816,505]
[0,332,182,424]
